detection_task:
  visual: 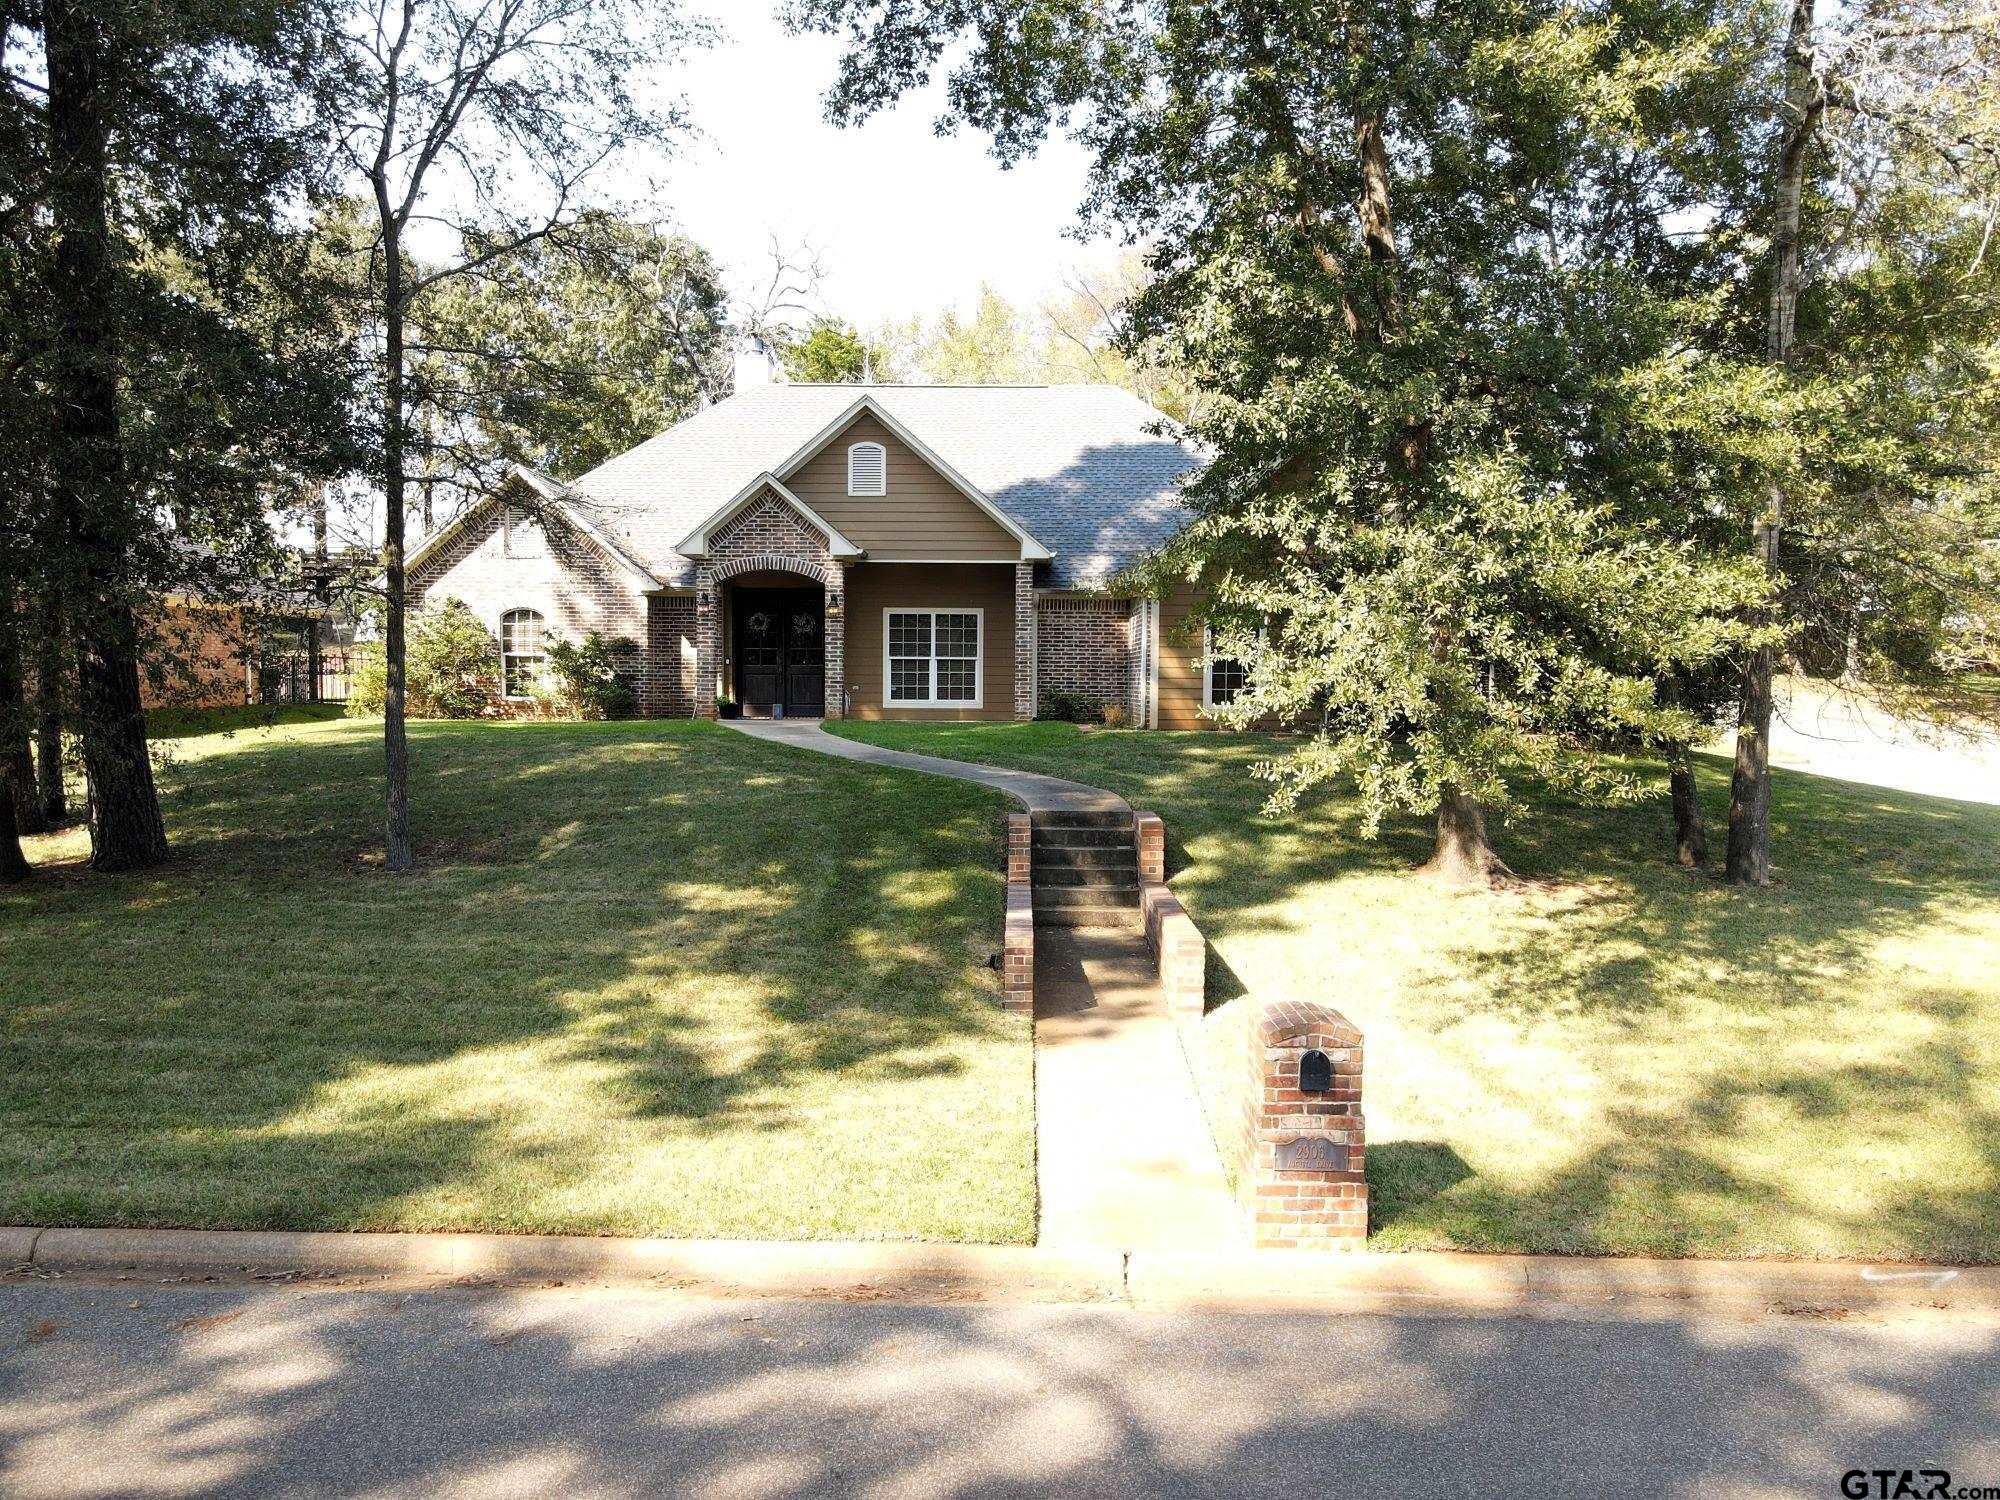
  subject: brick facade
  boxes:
[1035,595,1134,719]
[644,595,698,717]
[1013,565,1035,720]
[696,490,838,720]
[410,501,649,664]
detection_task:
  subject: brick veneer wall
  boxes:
[645,595,698,717]
[1001,812,1034,1011]
[411,503,649,647]
[1013,564,1035,721]
[1035,596,1133,718]
[1245,1003,1367,1249]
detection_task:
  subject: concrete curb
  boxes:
[18,1228,1125,1305]
[13,1227,1998,1316]
[1126,1249,2000,1314]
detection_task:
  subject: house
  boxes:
[407,376,1239,729]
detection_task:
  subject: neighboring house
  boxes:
[408,375,1239,728]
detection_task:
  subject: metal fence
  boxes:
[256,650,350,705]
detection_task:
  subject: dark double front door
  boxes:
[733,588,825,717]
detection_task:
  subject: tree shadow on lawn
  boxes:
[0,720,1032,1240]
[1045,734,2000,1260]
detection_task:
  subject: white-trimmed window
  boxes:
[500,608,546,698]
[885,608,982,707]
[847,441,887,497]
[1203,626,1250,711]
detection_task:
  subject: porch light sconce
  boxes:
[1299,1049,1332,1095]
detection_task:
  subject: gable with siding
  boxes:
[783,412,1020,563]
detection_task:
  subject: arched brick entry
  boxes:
[710,552,831,588]
[694,496,846,720]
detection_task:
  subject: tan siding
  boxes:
[1156,581,1214,730]
[843,562,1016,722]
[787,413,1019,561]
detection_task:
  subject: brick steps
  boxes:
[1034,904,1142,931]
[1030,843,1135,870]
[1034,866,1141,890]
[1030,810,1139,930]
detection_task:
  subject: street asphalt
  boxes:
[4,1277,1998,1498]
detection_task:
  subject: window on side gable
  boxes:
[847,441,887,497]
[500,609,546,698]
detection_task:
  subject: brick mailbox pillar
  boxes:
[1246,1000,1367,1249]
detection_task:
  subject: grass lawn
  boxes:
[3,714,1034,1243]
[830,720,2000,1262]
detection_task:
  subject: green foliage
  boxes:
[416,213,729,480]
[346,600,501,719]
[794,0,2000,869]
[545,632,640,719]
[779,319,884,382]
[1037,688,1106,724]
[917,285,1035,384]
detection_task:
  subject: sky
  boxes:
[659,6,1115,331]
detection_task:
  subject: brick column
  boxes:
[1247,1002,1367,1250]
[695,562,718,719]
[1013,562,1035,720]
[824,562,846,720]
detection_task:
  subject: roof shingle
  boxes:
[564,383,1196,590]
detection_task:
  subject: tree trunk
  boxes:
[1419,784,1512,887]
[0,749,24,884]
[34,598,67,827]
[378,210,413,871]
[46,0,168,871]
[2,582,41,861]
[1727,0,1819,889]
[1668,744,1708,868]
[3,591,43,838]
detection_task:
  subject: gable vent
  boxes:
[847,441,887,497]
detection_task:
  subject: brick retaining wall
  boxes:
[1001,812,1034,1012]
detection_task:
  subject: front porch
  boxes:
[696,551,1034,723]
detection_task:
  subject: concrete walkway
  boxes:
[1034,928,1240,1251]
[725,718,1240,1252]
[726,718,1127,814]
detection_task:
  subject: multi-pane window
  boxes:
[1204,626,1249,709]
[500,608,546,698]
[886,609,980,707]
